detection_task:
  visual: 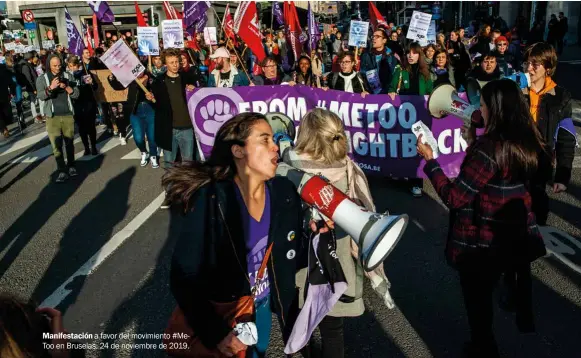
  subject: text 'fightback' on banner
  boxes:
[187,86,470,179]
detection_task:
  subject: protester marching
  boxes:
[0,1,579,358]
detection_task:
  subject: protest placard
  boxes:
[137,27,159,56]
[42,40,55,49]
[162,19,184,49]
[91,69,128,103]
[423,20,437,46]
[4,42,16,51]
[406,11,432,43]
[100,39,145,88]
[203,27,217,45]
[187,86,471,178]
[348,20,369,48]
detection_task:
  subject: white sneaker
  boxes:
[120,135,127,145]
[151,156,159,168]
[140,152,150,167]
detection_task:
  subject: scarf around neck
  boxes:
[283,149,376,212]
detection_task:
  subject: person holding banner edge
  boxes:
[388,42,434,197]
[417,79,547,357]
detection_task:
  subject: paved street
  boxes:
[1,101,580,358]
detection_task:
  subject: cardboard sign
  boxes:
[100,39,145,87]
[91,69,129,103]
[406,11,432,43]
[348,20,369,48]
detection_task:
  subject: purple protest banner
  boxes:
[184,1,210,36]
[187,86,470,179]
[87,1,115,23]
[64,8,84,57]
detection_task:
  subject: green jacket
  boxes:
[388,65,434,95]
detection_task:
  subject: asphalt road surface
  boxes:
[1,108,580,358]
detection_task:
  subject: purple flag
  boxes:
[184,1,210,36]
[87,0,115,23]
[307,3,321,52]
[272,1,284,27]
[65,8,84,56]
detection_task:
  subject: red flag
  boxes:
[369,2,387,32]
[162,1,178,20]
[92,14,100,47]
[284,1,303,62]
[233,1,265,62]
[135,2,147,27]
[85,24,94,54]
[223,4,235,42]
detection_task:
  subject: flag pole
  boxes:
[210,6,253,84]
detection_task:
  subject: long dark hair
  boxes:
[480,79,547,180]
[403,42,431,81]
[161,113,267,210]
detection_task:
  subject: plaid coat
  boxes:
[423,137,546,268]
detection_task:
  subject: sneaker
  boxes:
[120,136,127,146]
[84,149,91,156]
[68,167,78,177]
[140,152,150,167]
[56,172,69,183]
[160,198,172,209]
[34,115,43,124]
[151,156,160,169]
[91,147,99,156]
[411,186,422,197]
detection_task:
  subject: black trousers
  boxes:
[530,181,549,226]
[501,263,535,332]
[300,316,344,358]
[458,263,501,358]
[74,106,97,151]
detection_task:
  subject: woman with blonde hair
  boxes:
[282,108,393,358]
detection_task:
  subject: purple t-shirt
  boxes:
[235,185,271,302]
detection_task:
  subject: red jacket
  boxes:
[423,137,546,268]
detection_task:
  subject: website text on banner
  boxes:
[187,86,470,179]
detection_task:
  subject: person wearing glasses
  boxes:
[491,36,516,77]
[323,52,370,96]
[251,55,292,86]
[359,29,398,94]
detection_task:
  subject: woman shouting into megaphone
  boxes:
[416,79,547,358]
[162,113,330,358]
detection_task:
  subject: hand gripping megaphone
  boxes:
[265,112,296,157]
[276,163,409,272]
[428,84,479,127]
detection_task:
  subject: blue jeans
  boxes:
[163,128,196,168]
[130,102,157,156]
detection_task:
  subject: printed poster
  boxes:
[406,11,432,43]
[137,27,159,56]
[162,19,184,49]
[100,39,145,87]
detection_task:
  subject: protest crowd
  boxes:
[0,1,578,358]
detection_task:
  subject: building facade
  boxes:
[6,1,226,49]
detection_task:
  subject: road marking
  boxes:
[76,132,133,161]
[541,226,581,275]
[574,157,581,168]
[0,131,48,156]
[8,127,107,164]
[40,191,166,308]
[121,148,164,160]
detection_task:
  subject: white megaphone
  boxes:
[276,163,408,272]
[428,84,479,127]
